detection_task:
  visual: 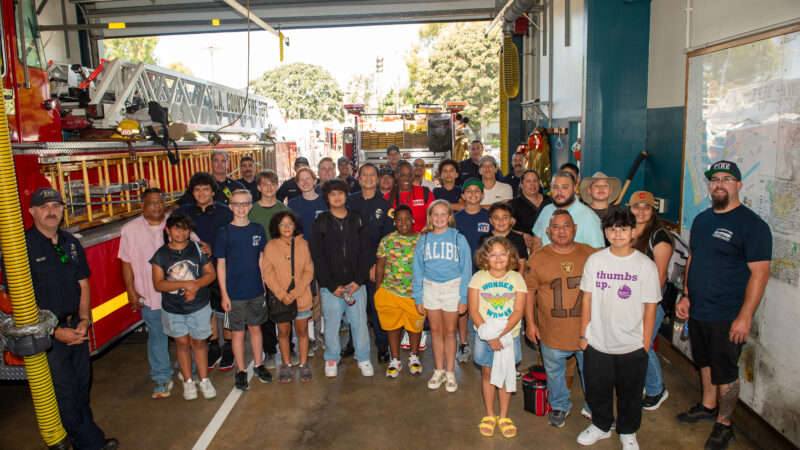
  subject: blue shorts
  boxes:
[473,334,522,367]
[161,304,213,340]
[296,309,312,320]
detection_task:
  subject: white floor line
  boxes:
[192,360,255,450]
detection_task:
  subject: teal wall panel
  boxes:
[644,106,684,223]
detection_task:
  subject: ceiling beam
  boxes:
[220,0,280,37]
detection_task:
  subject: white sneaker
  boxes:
[428,370,446,389]
[419,332,428,351]
[577,424,612,446]
[445,371,458,392]
[401,331,410,350]
[408,354,422,374]
[620,433,640,450]
[386,358,402,378]
[182,379,198,400]
[325,360,337,377]
[581,406,592,420]
[358,360,375,377]
[198,378,216,399]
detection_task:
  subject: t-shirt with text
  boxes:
[469,269,527,337]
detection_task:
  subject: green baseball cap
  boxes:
[462,178,484,192]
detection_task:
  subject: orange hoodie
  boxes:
[262,236,314,312]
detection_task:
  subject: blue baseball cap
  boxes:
[705,160,741,181]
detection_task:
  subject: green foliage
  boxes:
[404,22,499,135]
[166,61,194,76]
[345,73,375,107]
[103,37,159,64]
[250,62,344,122]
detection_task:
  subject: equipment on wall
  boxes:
[615,150,648,205]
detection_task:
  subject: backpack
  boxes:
[649,229,689,316]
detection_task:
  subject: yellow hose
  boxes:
[499,51,509,176]
[0,99,67,445]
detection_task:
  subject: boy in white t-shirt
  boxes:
[577,206,660,449]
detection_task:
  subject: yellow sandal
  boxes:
[479,416,497,436]
[497,417,517,438]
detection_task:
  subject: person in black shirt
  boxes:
[338,156,361,194]
[457,140,503,186]
[237,156,261,202]
[477,202,529,272]
[25,187,118,450]
[503,151,527,197]
[510,170,552,250]
[276,156,309,202]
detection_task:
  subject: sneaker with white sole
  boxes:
[358,361,375,377]
[408,354,422,374]
[577,424,612,446]
[263,353,277,370]
[549,409,570,427]
[456,342,471,363]
[198,378,216,399]
[386,358,401,378]
[401,331,411,350]
[152,380,173,399]
[182,379,197,400]
[419,332,428,351]
[581,406,592,420]
[445,371,458,392]
[325,360,338,377]
[620,433,640,450]
[642,388,669,410]
[428,370,446,389]
[307,340,316,358]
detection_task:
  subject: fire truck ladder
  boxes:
[56,59,279,136]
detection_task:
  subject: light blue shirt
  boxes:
[411,228,473,305]
[532,201,605,248]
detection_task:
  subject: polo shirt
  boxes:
[25,227,90,321]
[118,215,166,309]
[532,201,604,248]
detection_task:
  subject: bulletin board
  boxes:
[680,24,800,445]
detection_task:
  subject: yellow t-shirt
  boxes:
[468,270,527,337]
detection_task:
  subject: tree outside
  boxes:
[250,62,344,122]
[166,62,194,76]
[103,37,159,64]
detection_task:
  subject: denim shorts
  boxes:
[161,304,212,340]
[473,334,522,367]
[296,309,312,320]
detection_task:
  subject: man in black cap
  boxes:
[338,156,361,194]
[675,160,772,450]
[276,156,310,202]
[25,187,118,450]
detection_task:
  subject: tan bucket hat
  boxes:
[580,172,622,204]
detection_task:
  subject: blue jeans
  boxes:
[321,286,371,363]
[141,305,173,384]
[645,303,666,395]
[540,341,588,413]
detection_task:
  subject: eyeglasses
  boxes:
[53,244,69,264]
[488,252,509,259]
[278,222,295,228]
[230,201,252,208]
[708,177,737,185]
[480,165,496,170]
[413,163,426,168]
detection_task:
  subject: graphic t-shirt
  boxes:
[288,195,328,241]
[248,202,288,240]
[455,208,492,255]
[526,244,597,351]
[468,270,527,337]
[385,186,434,232]
[150,241,211,314]
[579,248,661,354]
[215,222,267,301]
[377,231,420,297]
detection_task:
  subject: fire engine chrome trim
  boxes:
[69,217,130,248]
[12,140,270,156]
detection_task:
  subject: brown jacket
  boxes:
[262,236,314,312]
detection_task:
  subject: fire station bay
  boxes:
[0,1,798,449]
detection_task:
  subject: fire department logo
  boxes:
[387,208,395,219]
[561,262,574,274]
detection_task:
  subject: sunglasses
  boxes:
[53,244,69,264]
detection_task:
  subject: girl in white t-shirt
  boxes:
[468,236,527,439]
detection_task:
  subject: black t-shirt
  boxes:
[478,231,529,260]
[150,241,211,314]
[276,178,301,202]
[238,177,261,202]
[510,194,553,235]
[645,227,672,260]
[25,227,90,321]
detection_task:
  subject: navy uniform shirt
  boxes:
[276,178,301,202]
[457,159,503,186]
[25,227,90,321]
[503,172,523,197]
[174,202,234,258]
[176,177,245,206]
[237,177,261,202]
[346,192,395,265]
[343,175,361,194]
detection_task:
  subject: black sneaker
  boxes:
[704,423,735,450]
[340,340,355,357]
[377,346,390,364]
[253,365,273,383]
[219,341,235,371]
[235,370,249,391]
[676,403,718,424]
[207,341,222,369]
[548,410,570,427]
[643,388,669,410]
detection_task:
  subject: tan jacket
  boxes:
[262,236,314,312]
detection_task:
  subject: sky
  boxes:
[153,24,422,95]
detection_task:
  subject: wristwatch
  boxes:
[78,317,93,327]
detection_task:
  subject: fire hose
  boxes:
[0,98,68,446]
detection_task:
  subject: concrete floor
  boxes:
[1,330,760,449]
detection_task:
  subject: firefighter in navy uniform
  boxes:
[25,188,118,450]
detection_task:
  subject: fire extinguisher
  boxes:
[571,137,582,161]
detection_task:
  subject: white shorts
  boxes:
[422,278,461,312]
